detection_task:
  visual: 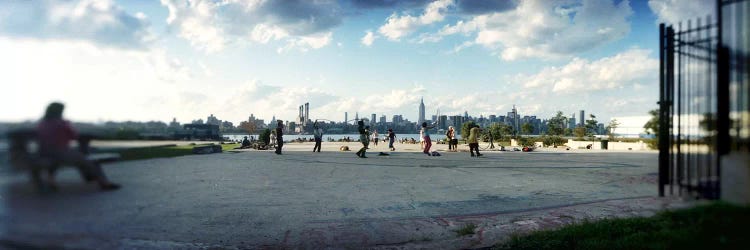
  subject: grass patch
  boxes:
[454,223,478,237]
[106,143,239,161]
[494,202,750,250]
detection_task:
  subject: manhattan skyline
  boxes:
[0,0,715,124]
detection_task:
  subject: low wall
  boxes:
[565,139,650,151]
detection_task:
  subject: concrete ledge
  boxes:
[192,145,222,154]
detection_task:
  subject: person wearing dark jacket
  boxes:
[275,120,284,155]
[387,128,396,151]
[355,120,369,158]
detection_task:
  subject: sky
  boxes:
[0,0,716,125]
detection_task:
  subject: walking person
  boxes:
[387,128,396,151]
[355,120,370,158]
[275,120,284,155]
[372,130,379,147]
[312,122,323,152]
[468,124,482,157]
[421,122,435,156]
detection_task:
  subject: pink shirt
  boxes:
[37,119,77,153]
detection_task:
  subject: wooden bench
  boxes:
[6,129,120,190]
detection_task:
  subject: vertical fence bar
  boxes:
[659,23,667,197]
[677,22,684,196]
[716,0,728,201]
[664,25,676,195]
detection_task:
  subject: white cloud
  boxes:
[0,38,195,122]
[160,0,340,53]
[518,49,657,93]
[277,32,332,53]
[648,0,715,25]
[361,31,376,46]
[435,0,633,60]
[0,0,153,50]
[377,0,454,41]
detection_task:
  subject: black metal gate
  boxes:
[659,0,749,199]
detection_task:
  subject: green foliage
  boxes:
[259,128,271,145]
[454,223,477,237]
[541,135,566,147]
[644,109,659,137]
[114,128,141,140]
[486,122,514,141]
[573,126,587,139]
[494,202,750,250]
[461,120,477,140]
[546,111,567,136]
[521,123,534,135]
[585,114,598,136]
[517,137,535,147]
[607,119,620,140]
[643,109,661,149]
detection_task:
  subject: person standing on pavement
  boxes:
[275,120,284,155]
[355,120,370,158]
[421,122,435,156]
[446,126,456,152]
[387,128,396,151]
[467,124,482,157]
[372,130,379,147]
[313,122,323,152]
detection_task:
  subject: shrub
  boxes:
[259,129,271,145]
[541,135,566,147]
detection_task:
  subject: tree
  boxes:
[546,111,567,136]
[643,109,660,149]
[486,122,513,141]
[259,129,271,145]
[521,123,534,135]
[461,120,477,141]
[606,119,620,140]
[585,114,599,137]
[239,121,257,135]
[573,126,587,139]
[643,109,659,137]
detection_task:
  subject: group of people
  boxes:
[271,119,484,158]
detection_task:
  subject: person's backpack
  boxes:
[446,131,451,137]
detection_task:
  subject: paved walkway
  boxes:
[0,143,690,249]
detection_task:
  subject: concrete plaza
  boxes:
[0,142,688,249]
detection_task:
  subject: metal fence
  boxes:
[659,0,749,199]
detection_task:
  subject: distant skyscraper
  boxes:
[392,115,403,124]
[355,112,359,121]
[371,114,376,125]
[569,113,576,129]
[206,114,221,125]
[304,102,309,125]
[438,115,448,130]
[344,112,348,124]
[418,97,425,126]
[379,115,386,124]
[580,110,585,126]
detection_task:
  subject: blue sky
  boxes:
[0,0,715,125]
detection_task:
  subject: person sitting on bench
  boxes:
[36,102,120,191]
